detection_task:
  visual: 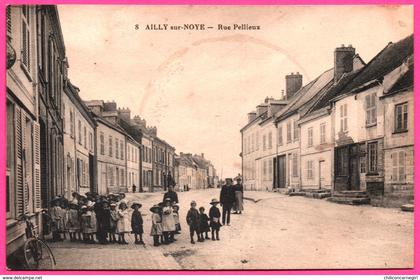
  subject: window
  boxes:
[278,125,283,146]
[89,132,93,152]
[100,132,104,155]
[336,147,348,176]
[121,169,125,186]
[392,151,405,182]
[339,104,348,132]
[21,6,31,71]
[83,126,87,148]
[263,135,267,151]
[78,120,82,145]
[108,167,114,186]
[293,120,299,141]
[256,131,260,150]
[268,159,273,180]
[115,139,119,159]
[109,136,113,157]
[320,123,326,144]
[70,111,74,138]
[365,93,377,126]
[263,160,267,180]
[116,167,120,186]
[287,122,292,143]
[292,153,298,177]
[251,133,255,152]
[394,103,408,133]
[307,160,313,179]
[121,141,124,160]
[367,142,378,174]
[268,132,272,149]
[308,127,313,147]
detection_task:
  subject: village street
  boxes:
[48,189,413,270]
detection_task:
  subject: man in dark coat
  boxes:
[219,178,235,226]
[163,185,179,204]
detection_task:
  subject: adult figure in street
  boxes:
[233,178,244,214]
[132,184,137,193]
[163,185,179,204]
[219,178,235,226]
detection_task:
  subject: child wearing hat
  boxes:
[109,203,119,243]
[50,197,64,242]
[117,201,131,244]
[131,202,145,245]
[161,198,176,244]
[173,204,181,234]
[209,198,222,241]
[198,207,210,242]
[150,204,163,246]
[186,201,200,244]
[81,202,97,244]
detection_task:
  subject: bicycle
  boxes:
[18,212,56,270]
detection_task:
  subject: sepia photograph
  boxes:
[4,4,414,271]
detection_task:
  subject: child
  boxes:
[61,199,70,241]
[209,198,222,241]
[186,200,200,244]
[161,198,176,244]
[81,202,97,243]
[173,204,181,235]
[150,204,163,246]
[49,197,63,242]
[98,200,111,244]
[198,207,210,241]
[117,201,130,244]
[131,202,144,245]
[109,203,119,243]
[66,202,80,242]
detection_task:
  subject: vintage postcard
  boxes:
[4,4,414,271]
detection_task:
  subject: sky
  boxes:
[57,5,413,177]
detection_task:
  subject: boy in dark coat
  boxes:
[131,202,144,245]
[219,178,235,226]
[198,207,210,241]
[186,200,200,244]
[209,198,222,241]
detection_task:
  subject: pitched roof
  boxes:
[274,68,334,122]
[341,34,413,95]
[386,64,414,95]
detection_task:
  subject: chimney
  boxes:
[248,111,257,123]
[285,72,303,99]
[256,104,268,116]
[118,107,131,123]
[103,101,117,112]
[334,44,355,83]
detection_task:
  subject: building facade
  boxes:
[6,5,42,259]
[126,137,140,192]
[62,82,96,198]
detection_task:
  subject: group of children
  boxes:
[47,191,222,246]
[48,191,145,245]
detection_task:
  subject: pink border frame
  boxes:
[0,0,418,275]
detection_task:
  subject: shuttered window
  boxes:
[262,135,266,151]
[109,136,113,157]
[6,6,12,35]
[394,103,408,133]
[120,141,124,160]
[320,123,326,144]
[293,120,299,141]
[21,6,31,72]
[391,151,405,182]
[278,125,283,146]
[83,126,87,148]
[100,132,104,155]
[121,169,125,186]
[115,139,119,159]
[308,127,313,147]
[33,123,41,210]
[268,132,272,149]
[292,153,298,177]
[365,93,377,126]
[287,122,292,143]
[307,160,313,179]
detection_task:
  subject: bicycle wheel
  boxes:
[24,238,56,270]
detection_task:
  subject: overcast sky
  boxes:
[57,5,413,177]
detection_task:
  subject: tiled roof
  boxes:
[341,34,413,95]
[386,64,414,95]
[274,68,334,122]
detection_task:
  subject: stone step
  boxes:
[289,192,306,197]
[332,192,369,199]
[400,204,414,212]
[327,196,371,205]
[305,192,332,199]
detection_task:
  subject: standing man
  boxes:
[163,184,179,204]
[219,178,235,226]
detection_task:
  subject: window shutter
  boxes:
[15,107,24,216]
[6,6,12,35]
[33,122,41,210]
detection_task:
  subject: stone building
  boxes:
[85,101,128,194]
[62,81,96,198]
[6,5,42,260]
[126,136,140,192]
